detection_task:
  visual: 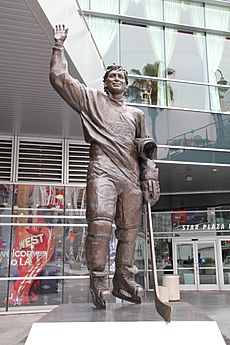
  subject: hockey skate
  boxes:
[112,265,144,304]
[90,272,110,310]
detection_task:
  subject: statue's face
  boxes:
[104,69,127,96]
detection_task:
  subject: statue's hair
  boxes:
[103,63,129,86]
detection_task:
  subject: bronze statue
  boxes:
[50,25,160,310]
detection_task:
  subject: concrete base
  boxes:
[25,303,225,345]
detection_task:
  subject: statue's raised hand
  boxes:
[53,24,69,44]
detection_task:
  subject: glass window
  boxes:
[121,24,164,77]
[63,278,90,304]
[169,81,210,111]
[207,35,230,112]
[64,186,87,275]
[157,193,230,212]
[120,0,163,21]
[90,0,119,14]
[221,240,230,285]
[205,4,230,31]
[139,107,219,149]
[165,29,208,83]
[0,185,13,281]
[164,0,204,27]
[7,185,64,307]
[0,281,7,310]
[90,17,119,66]
[127,76,166,107]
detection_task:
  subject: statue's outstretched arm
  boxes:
[49,24,69,85]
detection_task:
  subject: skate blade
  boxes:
[112,290,142,304]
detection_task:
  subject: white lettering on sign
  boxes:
[181,223,226,231]
[19,233,44,249]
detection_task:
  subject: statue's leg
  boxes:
[86,219,112,309]
[85,174,117,309]
[112,181,144,303]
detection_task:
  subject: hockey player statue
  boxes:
[50,25,160,309]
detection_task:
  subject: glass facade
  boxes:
[1,183,230,310]
[80,0,230,113]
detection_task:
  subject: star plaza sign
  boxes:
[181,223,227,231]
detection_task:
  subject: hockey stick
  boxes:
[146,201,172,323]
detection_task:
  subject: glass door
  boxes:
[219,240,230,290]
[174,240,219,290]
[174,242,196,289]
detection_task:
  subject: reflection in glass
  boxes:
[164,0,204,27]
[133,107,224,150]
[177,244,194,268]
[90,17,119,66]
[147,237,173,289]
[178,269,195,284]
[176,244,195,284]
[198,243,215,267]
[169,81,210,110]
[207,34,230,112]
[205,4,230,31]
[153,213,173,236]
[214,38,230,110]
[65,186,87,275]
[0,281,8,309]
[121,24,164,80]
[121,0,163,20]
[7,277,62,309]
[199,270,216,285]
[90,0,119,14]
[161,147,215,164]
[127,76,166,107]
[165,29,207,83]
[198,242,216,285]
[221,240,230,285]
[213,86,230,113]
[166,115,215,148]
[0,185,13,279]
[134,235,145,271]
[224,269,230,285]
[63,278,90,304]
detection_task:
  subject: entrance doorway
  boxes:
[173,240,219,290]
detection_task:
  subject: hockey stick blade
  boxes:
[146,201,172,323]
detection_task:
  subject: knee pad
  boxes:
[115,227,139,243]
[87,219,113,238]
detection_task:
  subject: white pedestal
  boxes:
[25,321,225,345]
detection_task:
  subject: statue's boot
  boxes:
[112,228,144,304]
[90,271,110,310]
[112,265,144,304]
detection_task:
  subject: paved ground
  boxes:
[0,291,229,345]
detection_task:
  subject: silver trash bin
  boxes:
[162,275,180,301]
